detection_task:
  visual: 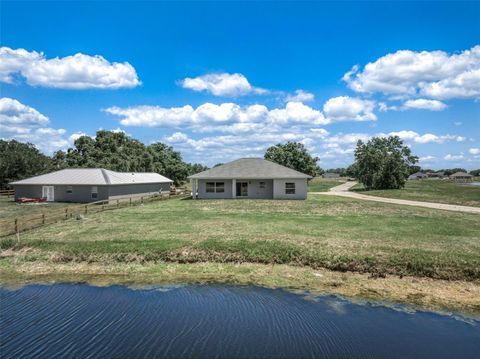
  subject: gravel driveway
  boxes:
[311,181,480,214]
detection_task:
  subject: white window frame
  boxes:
[215,182,225,193]
[285,182,296,195]
[206,182,225,193]
[91,186,98,199]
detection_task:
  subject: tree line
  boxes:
[1,131,477,191]
[0,131,207,188]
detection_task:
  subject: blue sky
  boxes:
[1,1,479,169]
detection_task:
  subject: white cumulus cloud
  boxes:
[419,155,436,162]
[469,148,480,155]
[323,96,376,122]
[286,89,315,102]
[444,153,464,161]
[180,72,267,97]
[105,101,329,130]
[343,45,480,100]
[388,130,465,144]
[0,97,75,153]
[0,46,140,89]
[402,99,447,111]
[0,97,49,132]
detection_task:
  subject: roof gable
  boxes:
[188,158,312,179]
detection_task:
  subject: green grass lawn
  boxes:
[2,195,479,282]
[351,179,480,207]
[308,177,344,192]
[0,196,77,219]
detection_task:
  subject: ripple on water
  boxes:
[1,284,479,358]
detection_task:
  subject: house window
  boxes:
[66,186,73,194]
[285,182,296,194]
[206,182,215,193]
[215,182,225,193]
[91,186,98,199]
[206,182,224,193]
[259,181,266,189]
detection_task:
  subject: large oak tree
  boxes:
[264,141,321,177]
[354,136,418,190]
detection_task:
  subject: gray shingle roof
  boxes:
[450,171,472,178]
[10,169,173,185]
[188,158,312,179]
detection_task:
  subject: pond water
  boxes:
[1,284,479,358]
[467,181,480,187]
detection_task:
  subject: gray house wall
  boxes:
[273,179,308,200]
[195,178,308,199]
[14,182,171,203]
[235,179,273,199]
[197,179,233,199]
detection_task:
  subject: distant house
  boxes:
[322,173,340,179]
[408,172,428,180]
[449,172,473,182]
[188,158,311,200]
[10,168,173,203]
[427,172,444,178]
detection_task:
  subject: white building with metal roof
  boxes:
[10,168,173,202]
[188,158,311,200]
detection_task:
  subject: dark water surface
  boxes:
[1,284,479,358]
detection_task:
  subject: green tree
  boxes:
[345,163,358,178]
[408,165,422,175]
[63,131,191,184]
[188,163,209,175]
[440,168,467,176]
[264,141,321,177]
[146,142,190,185]
[0,140,53,188]
[354,136,418,190]
[325,168,347,176]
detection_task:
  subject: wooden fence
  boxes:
[0,190,190,238]
[0,189,15,198]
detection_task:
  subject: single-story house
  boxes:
[188,158,311,200]
[322,173,340,179]
[408,172,428,180]
[449,172,473,181]
[427,171,444,178]
[10,168,173,203]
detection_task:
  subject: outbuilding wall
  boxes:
[14,185,109,203]
[14,182,171,203]
[108,183,171,199]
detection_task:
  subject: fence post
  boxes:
[14,218,18,234]
[117,199,119,208]
[102,201,105,210]
[85,205,88,215]
[141,196,144,204]
[129,197,132,206]
[65,208,68,219]
[42,213,45,225]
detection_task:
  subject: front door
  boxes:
[42,186,54,201]
[236,182,248,197]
